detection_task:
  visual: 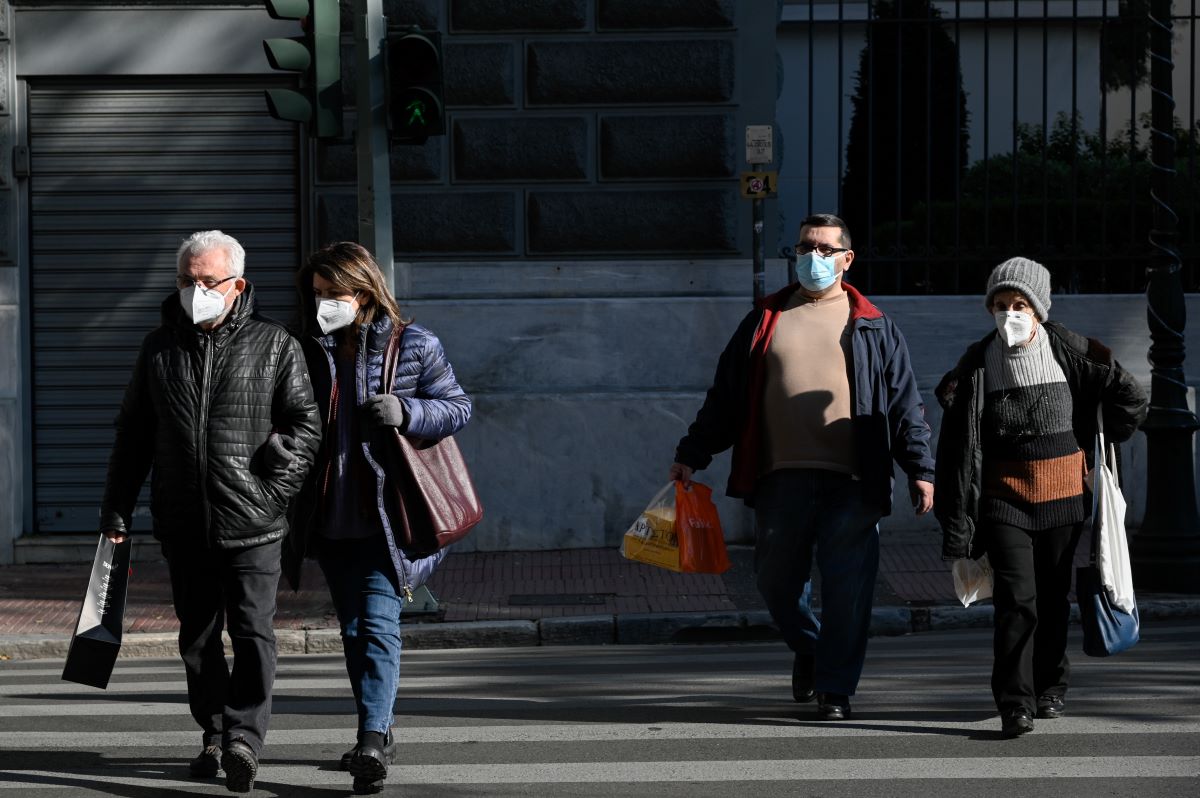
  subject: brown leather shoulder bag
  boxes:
[380,324,482,554]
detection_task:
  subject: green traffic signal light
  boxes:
[387,30,444,143]
[406,100,428,127]
[262,0,342,138]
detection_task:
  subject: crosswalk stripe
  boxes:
[2,756,1196,789]
[387,757,1200,782]
[2,715,1199,749]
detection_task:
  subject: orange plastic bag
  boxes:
[621,481,731,574]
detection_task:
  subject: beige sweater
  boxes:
[760,290,857,476]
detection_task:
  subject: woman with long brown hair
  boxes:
[285,241,471,794]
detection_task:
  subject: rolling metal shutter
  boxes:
[29,83,302,534]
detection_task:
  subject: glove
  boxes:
[262,432,301,476]
[362,393,407,429]
[99,510,128,542]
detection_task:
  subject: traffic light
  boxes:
[386,29,445,144]
[262,0,342,138]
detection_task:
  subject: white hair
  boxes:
[176,230,246,278]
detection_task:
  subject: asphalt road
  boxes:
[1,621,1197,797]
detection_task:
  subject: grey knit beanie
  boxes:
[985,257,1051,321]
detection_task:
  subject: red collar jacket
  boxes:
[674,281,935,514]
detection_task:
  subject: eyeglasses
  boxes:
[176,274,236,291]
[794,243,850,258]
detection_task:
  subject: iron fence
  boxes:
[779,0,1200,294]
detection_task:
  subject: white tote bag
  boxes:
[1092,417,1135,613]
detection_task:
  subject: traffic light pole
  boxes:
[354,0,398,293]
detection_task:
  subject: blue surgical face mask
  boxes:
[795,252,841,293]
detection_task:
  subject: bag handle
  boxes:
[1089,404,1119,566]
[380,322,406,397]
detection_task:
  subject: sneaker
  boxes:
[1036,695,1065,719]
[1001,708,1035,738]
[220,738,258,793]
[791,653,815,703]
[188,744,221,778]
[816,692,851,720]
[348,730,395,794]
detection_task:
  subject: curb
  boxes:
[4,600,1198,661]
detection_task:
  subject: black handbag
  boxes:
[379,325,482,556]
[61,534,132,688]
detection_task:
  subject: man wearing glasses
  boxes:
[670,213,934,721]
[97,230,322,792]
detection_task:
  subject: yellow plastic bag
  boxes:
[621,482,730,574]
[621,483,680,570]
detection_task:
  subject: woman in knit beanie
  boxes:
[932,257,1147,738]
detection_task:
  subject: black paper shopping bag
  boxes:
[61,535,132,689]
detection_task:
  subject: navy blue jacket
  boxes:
[675,282,935,514]
[284,314,471,590]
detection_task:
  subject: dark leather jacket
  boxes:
[99,285,322,548]
[934,321,1148,559]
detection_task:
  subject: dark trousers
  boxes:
[754,469,883,697]
[163,539,282,755]
[984,521,1083,714]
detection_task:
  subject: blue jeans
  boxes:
[317,535,445,736]
[754,469,883,697]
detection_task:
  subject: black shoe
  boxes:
[816,692,851,720]
[220,739,258,793]
[348,730,395,793]
[1036,695,1065,719]
[353,775,386,795]
[189,744,221,778]
[1001,708,1035,738]
[792,653,815,703]
[341,729,396,772]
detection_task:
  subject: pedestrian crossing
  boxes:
[0,625,1197,796]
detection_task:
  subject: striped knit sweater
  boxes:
[980,327,1087,530]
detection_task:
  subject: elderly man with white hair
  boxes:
[98,230,322,792]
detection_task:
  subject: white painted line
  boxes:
[5,756,1193,788]
[1,717,1198,749]
[380,756,1200,783]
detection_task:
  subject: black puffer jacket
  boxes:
[99,285,322,548]
[934,321,1148,560]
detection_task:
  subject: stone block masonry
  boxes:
[315,0,762,260]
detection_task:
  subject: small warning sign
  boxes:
[740,171,778,199]
[745,125,774,164]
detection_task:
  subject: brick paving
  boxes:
[0,535,975,636]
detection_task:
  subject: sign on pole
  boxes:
[745,125,773,165]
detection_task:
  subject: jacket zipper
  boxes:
[199,333,215,548]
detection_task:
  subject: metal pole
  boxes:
[1134,0,1200,592]
[354,0,396,292]
[753,184,765,302]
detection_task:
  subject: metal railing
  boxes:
[779,0,1200,294]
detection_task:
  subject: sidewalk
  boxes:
[2,532,1198,660]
